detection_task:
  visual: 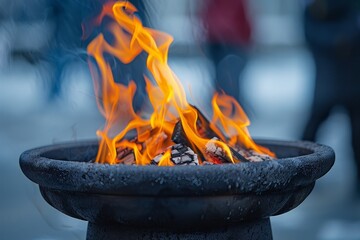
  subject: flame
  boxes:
[211,93,274,156]
[87,1,274,166]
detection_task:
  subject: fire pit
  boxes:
[20,139,334,240]
[19,2,335,239]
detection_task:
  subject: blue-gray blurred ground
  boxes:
[1,1,360,239]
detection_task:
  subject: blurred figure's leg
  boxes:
[201,0,252,103]
[48,58,63,101]
[302,55,332,141]
[209,43,246,102]
[0,24,11,69]
[302,50,336,141]
[349,104,360,192]
[47,49,72,101]
[46,0,85,101]
[302,102,332,141]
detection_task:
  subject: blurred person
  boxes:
[201,0,252,104]
[302,0,360,193]
[0,0,49,68]
[46,0,149,111]
[0,24,11,69]
[46,0,89,101]
[0,4,8,68]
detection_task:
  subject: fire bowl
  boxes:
[20,140,334,240]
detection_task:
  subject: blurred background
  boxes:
[1,0,360,239]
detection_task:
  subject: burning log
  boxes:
[171,106,222,163]
[116,146,136,165]
[117,114,267,165]
[151,144,199,166]
[171,106,252,164]
[171,120,208,162]
[171,121,191,146]
[113,107,270,165]
[192,107,250,163]
[150,154,162,165]
[120,153,136,165]
[170,144,199,165]
[116,145,134,161]
[235,148,275,162]
[116,130,168,165]
[205,137,249,164]
[191,105,220,139]
[115,136,138,164]
[172,106,221,145]
[230,147,250,163]
[205,138,229,164]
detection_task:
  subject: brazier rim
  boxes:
[19,139,335,196]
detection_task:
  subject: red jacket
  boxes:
[202,0,252,45]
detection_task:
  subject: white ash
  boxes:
[206,137,274,163]
[205,139,223,156]
[150,143,199,165]
[150,144,199,166]
[151,154,163,165]
[170,144,199,165]
[236,148,274,162]
[205,137,230,163]
[202,161,214,165]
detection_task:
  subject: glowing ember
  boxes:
[87,1,275,166]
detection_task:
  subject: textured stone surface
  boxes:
[86,218,273,240]
[20,140,335,237]
[20,140,334,196]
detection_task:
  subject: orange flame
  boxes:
[87,1,274,166]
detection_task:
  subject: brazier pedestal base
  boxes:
[86,218,272,240]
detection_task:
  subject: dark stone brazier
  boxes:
[20,140,335,240]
